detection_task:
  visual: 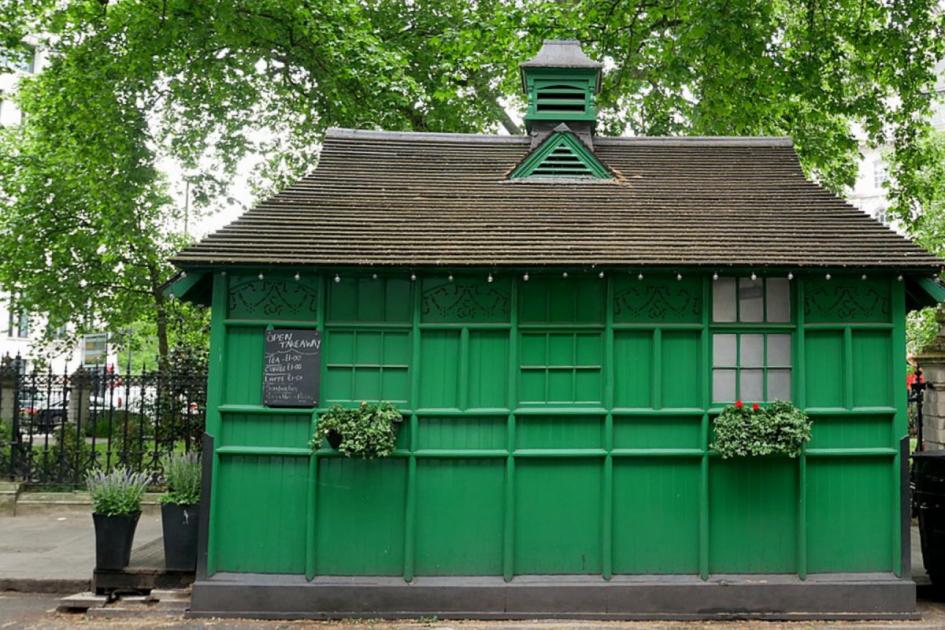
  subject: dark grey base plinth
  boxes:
[189,572,918,621]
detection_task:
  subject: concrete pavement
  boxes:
[0,511,161,593]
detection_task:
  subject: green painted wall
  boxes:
[202,271,907,580]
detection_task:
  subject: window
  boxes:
[7,306,28,338]
[711,276,793,403]
[873,160,888,190]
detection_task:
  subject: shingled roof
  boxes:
[171,127,941,271]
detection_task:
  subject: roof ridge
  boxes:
[325,127,793,148]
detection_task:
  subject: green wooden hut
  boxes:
[169,41,944,620]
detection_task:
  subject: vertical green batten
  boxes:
[603,276,614,580]
[843,326,854,410]
[305,273,327,581]
[503,279,519,582]
[796,277,807,581]
[699,276,710,580]
[652,328,662,410]
[404,280,421,583]
[891,276,906,577]
[204,271,228,577]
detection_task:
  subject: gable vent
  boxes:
[510,130,612,180]
[535,83,587,114]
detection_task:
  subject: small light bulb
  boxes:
[598,271,605,279]
[861,273,868,280]
[181,271,187,278]
[825,273,832,280]
[487,273,493,283]
[562,271,568,279]
[523,273,529,282]
[221,270,226,276]
[333,274,341,283]
[410,273,417,281]
[294,272,300,281]
[897,274,903,282]
[676,273,683,281]
[712,272,719,281]
[750,272,757,281]
[448,274,453,282]
[257,273,264,281]
[787,273,794,281]
[372,273,378,280]
[637,273,644,281]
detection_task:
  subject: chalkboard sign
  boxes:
[263,328,321,407]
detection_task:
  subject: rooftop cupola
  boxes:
[520,40,602,146]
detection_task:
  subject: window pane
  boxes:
[767,369,792,401]
[713,277,736,322]
[713,369,736,402]
[739,334,764,367]
[740,368,763,401]
[766,278,791,322]
[738,277,764,322]
[713,334,737,367]
[767,334,792,367]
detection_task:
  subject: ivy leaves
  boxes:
[712,401,812,459]
[313,402,404,459]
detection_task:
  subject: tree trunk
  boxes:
[147,263,170,367]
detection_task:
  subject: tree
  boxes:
[0,1,943,356]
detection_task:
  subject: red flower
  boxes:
[752,403,760,411]
[735,400,743,409]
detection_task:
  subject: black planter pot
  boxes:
[161,503,199,571]
[913,451,945,585]
[326,430,343,450]
[93,511,141,571]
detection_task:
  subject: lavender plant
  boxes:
[85,467,151,516]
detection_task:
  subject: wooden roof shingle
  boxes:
[171,128,942,271]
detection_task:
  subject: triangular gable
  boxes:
[509,131,611,179]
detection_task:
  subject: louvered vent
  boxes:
[535,84,587,114]
[530,143,594,176]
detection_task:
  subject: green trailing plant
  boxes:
[712,400,812,459]
[312,402,404,459]
[160,452,201,506]
[85,467,151,516]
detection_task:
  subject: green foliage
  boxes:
[712,400,812,459]
[313,402,403,459]
[160,452,200,506]
[85,466,150,516]
[908,307,941,357]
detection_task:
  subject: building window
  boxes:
[7,307,28,338]
[0,46,34,74]
[873,160,888,189]
[712,277,792,403]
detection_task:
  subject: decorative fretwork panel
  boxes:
[613,275,703,324]
[804,276,890,323]
[420,277,511,323]
[228,273,319,320]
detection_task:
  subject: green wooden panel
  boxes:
[613,416,701,449]
[807,458,893,572]
[467,331,509,408]
[223,325,264,404]
[214,456,308,573]
[662,331,701,408]
[519,275,605,323]
[415,459,504,575]
[613,459,700,573]
[419,330,460,408]
[709,457,797,573]
[227,273,319,320]
[805,331,844,407]
[613,331,653,408]
[219,413,311,449]
[852,330,892,407]
[315,457,406,575]
[804,276,891,323]
[519,332,603,405]
[417,416,506,450]
[420,277,511,323]
[613,275,702,323]
[328,276,411,322]
[515,460,602,574]
[323,329,410,404]
[517,415,603,449]
[808,415,893,450]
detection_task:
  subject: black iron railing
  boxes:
[0,358,206,487]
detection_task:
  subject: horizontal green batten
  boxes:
[709,323,796,330]
[224,319,318,328]
[418,323,511,330]
[806,448,897,457]
[611,408,706,416]
[803,322,893,330]
[804,407,897,416]
[520,365,602,371]
[513,407,608,415]
[326,363,410,370]
[216,446,312,457]
[513,449,607,458]
[612,323,704,330]
[415,408,510,416]
[413,449,508,458]
[517,323,605,330]
[611,448,704,457]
